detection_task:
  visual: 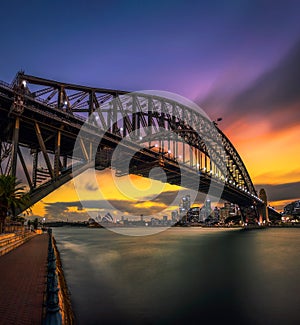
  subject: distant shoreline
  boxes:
[45,221,300,229]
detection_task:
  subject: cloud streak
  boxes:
[44,197,169,219]
[200,38,300,132]
[43,186,217,221]
[228,39,300,130]
[256,181,300,202]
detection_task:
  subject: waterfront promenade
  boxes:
[0,234,48,325]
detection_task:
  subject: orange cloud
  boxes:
[31,168,181,218]
[224,122,300,185]
[268,198,300,212]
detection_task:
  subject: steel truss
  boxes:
[0,72,272,220]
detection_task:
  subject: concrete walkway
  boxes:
[0,234,48,325]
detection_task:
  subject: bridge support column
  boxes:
[54,131,61,178]
[89,91,94,116]
[266,206,269,223]
[63,155,67,169]
[79,138,89,161]
[57,86,64,110]
[17,147,33,189]
[89,142,93,161]
[132,95,137,138]
[32,149,38,188]
[257,203,269,224]
[258,188,269,223]
[11,117,20,177]
[34,122,54,179]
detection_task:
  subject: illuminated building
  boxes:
[171,210,179,222]
[187,207,200,222]
[284,200,300,217]
[162,215,168,225]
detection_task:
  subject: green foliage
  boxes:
[0,175,31,232]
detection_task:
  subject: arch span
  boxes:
[0,72,268,220]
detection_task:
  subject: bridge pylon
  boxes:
[258,188,269,223]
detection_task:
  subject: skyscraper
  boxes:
[171,210,179,222]
[205,199,211,211]
[182,194,191,211]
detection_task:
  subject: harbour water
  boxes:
[53,227,300,324]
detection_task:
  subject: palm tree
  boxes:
[0,175,31,233]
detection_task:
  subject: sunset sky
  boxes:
[1,0,300,219]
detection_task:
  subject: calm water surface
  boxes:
[52,227,300,325]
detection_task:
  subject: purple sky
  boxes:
[1,0,300,207]
[1,1,299,98]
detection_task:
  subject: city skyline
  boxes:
[1,1,300,219]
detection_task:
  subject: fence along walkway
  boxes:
[0,233,48,324]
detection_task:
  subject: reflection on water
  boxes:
[52,227,300,325]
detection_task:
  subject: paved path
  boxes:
[0,234,48,325]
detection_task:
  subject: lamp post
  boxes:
[213,117,223,126]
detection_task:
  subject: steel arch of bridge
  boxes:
[0,72,266,218]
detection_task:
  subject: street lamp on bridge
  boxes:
[213,117,223,126]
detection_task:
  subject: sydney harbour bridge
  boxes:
[0,72,278,223]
